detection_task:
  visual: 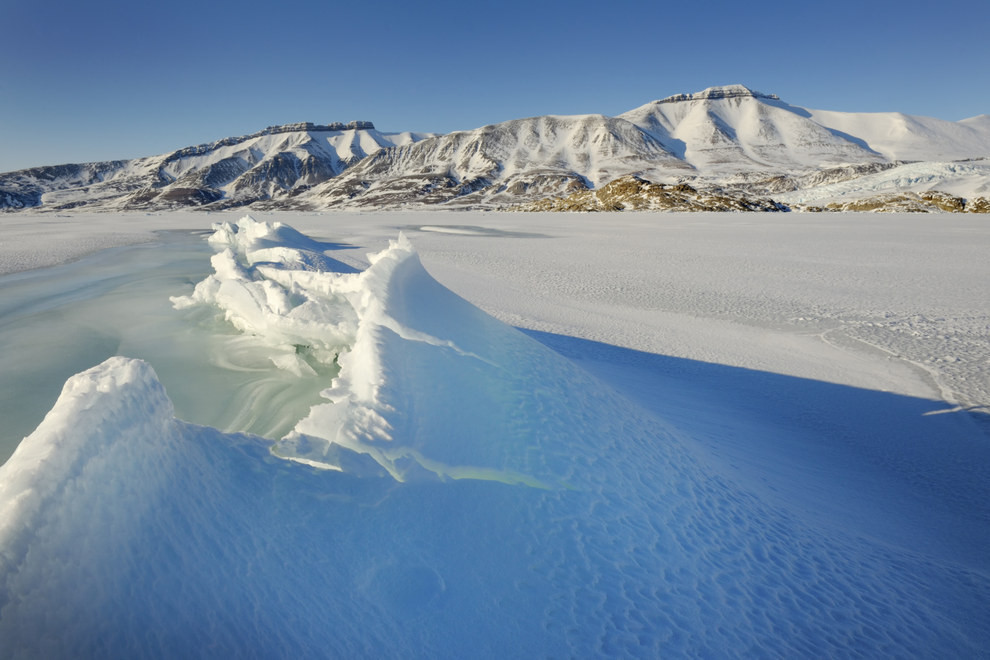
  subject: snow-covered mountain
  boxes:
[802,108,990,162]
[3,86,989,212]
[305,85,989,210]
[618,86,888,178]
[0,122,432,212]
[299,114,695,209]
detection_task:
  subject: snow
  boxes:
[617,90,990,188]
[160,127,420,182]
[620,92,886,176]
[0,125,439,214]
[325,113,689,204]
[775,160,990,204]
[803,108,990,161]
[0,211,988,657]
[0,212,206,275]
[8,90,989,213]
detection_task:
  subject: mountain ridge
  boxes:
[3,86,989,213]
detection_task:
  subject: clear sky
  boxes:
[2,0,988,173]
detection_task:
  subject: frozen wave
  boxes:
[1,217,988,657]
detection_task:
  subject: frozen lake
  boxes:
[1,210,988,656]
[5,210,987,461]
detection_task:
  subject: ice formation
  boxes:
[1,216,988,657]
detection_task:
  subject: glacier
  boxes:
[1,214,989,657]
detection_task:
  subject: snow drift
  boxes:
[1,216,988,657]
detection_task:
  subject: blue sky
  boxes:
[2,0,988,172]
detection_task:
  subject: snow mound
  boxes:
[0,357,174,564]
[0,358,197,654]
[1,216,988,657]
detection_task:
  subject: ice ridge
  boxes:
[174,216,546,483]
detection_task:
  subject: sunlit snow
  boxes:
[0,211,988,657]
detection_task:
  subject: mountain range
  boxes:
[3,85,989,213]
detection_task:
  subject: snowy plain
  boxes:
[0,210,988,657]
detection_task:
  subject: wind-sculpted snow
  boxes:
[1,216,988,657]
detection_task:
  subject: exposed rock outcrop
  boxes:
[655,84,781,104]
[817,191,990,213]
[516,175,788,212]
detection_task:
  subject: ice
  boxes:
[0,228,339,459]
[417,225,490,235]
[0,213,988,657]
